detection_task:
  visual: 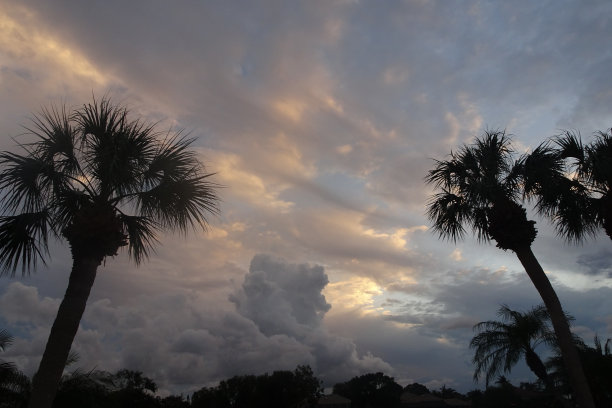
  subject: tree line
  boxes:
[3,325,611,408]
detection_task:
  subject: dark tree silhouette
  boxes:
[191,365,322,408]
[333,372,402,408]
[0,98,220,408]
[431,385,464,400]
[53,368,188,408]
[1,329,30,407]
[425,131,594,408]
[107,370,158,408]
[470,305,554,387]
[547,336,612,408]
[403,382,429,395]
[53,369,113,408]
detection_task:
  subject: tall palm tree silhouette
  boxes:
[425,131,594,408]
[0,98,220,408]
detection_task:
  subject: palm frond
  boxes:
[0,152,51,213]
[585,130,612,191]
[469,206,490,243]
[425,190,469,242]
[521,136,601,242]
[551,185,598,242]
[52,189,92,236]
[75,97,158,199]
[470,304,553,386]
[473,130,514,182]
[118,214,159,265]
[554,130,584,163]
[136,172,220,232]
[0,211,50,276]
[425,130,524,246]
[25,104,81,176]
[75,97,128,141]
[519,142,564,199]
[141,132,199,187]
[425,158,460,190]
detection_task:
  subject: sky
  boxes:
[1,0,612,396]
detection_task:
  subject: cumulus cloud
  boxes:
[230,254,330,334]
[0,282,59,327]
[229,254,391,383]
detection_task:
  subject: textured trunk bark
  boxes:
[27,256,101,408]
[515,247,594,408]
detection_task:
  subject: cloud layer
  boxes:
[1,0,612,395]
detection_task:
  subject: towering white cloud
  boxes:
[230,254,391,383]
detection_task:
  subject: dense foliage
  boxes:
[2,351,612,408]
[1,330,30,408]
[547,336,612,407]
[191,365,322,408]
[333,372,403,408]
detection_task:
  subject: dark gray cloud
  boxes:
[576,250,612,277]
[230,254,331,335]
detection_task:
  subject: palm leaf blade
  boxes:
[0,211,49,276]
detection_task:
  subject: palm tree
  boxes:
[425,131,595,408]
[0,97,220,408]
[522,129,612,243]
[470,305,554,387]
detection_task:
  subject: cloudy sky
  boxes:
[1,0,612,396]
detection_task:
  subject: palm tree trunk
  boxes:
[515,247,595,408]
[28,256,101,408]
[524,347,550,386]
[524,346,575,408]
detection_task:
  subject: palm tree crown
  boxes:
[0,98,219,273]
[523,129,612,242]
[425,130,535,250]
[471,305,555,386]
